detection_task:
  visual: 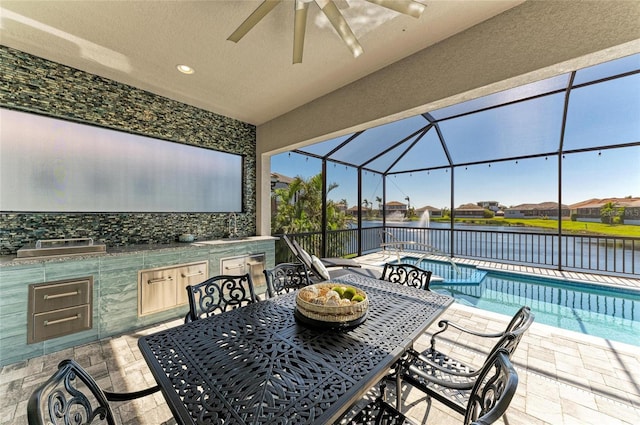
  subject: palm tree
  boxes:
[272,173,350,260]
[272,173,344,234]
[375,196,382,217]
[600,201,624,225]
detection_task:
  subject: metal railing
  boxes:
[275,226,639,276]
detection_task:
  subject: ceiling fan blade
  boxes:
[293,1,309,64]
[366,0,425,18]
[227,0,282,43]
[318,0,363,58]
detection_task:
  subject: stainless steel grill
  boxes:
[17,238,106,259]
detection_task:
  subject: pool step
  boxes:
[441,270,488,285]
[398,257,488,285]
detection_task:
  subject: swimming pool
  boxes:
[400,257,640,346]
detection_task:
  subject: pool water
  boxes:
[401,257,640,346]
[414,260,487,284]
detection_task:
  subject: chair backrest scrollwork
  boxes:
[381,262,433,290]
[263,262,311,298]
[186,273,257,322]
[28,359,115,425]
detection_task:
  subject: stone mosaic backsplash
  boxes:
[0,46,257,255]
[0,213,253,253]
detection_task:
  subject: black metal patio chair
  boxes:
[27,359,159,425]
[401,306,533,415]
[380,262,433,290]
[263,262,312,298]
[339,348,518,425]
[184,273,258,322]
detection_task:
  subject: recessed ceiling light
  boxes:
[176,64,194,74]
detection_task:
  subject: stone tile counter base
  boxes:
[0,237,275,367]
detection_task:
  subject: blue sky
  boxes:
[271,57,640,210]
[271,147,640,209]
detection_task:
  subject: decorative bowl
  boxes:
[178,234,195,243]
[295,282,368,323]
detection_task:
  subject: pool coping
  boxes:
[363,250,640,292]
[397,252,640,292]
[472,266,640,296]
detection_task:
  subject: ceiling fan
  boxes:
[227,0,426,64]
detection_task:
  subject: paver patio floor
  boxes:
[2,256,638,424]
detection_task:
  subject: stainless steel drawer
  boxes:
[29,305,92,344]
[221,256,247,274]
[30,278,92,313]
[28,277,94,344]
[139,268,178,316]
[176,262,208,306]
[139,262,209,315]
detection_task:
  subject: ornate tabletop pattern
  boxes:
[139,273,453,425]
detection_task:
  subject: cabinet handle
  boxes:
[44,291,79,300]
[225,264,245,270]
[182,271,204,278]
[44,314,80,326]
[148,277,173,284]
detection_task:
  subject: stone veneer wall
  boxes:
[0,46,257,255]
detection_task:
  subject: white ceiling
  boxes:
[0,0,523,126]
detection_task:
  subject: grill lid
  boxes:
[17,238,106,259]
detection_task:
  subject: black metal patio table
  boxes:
[138,273,453,425]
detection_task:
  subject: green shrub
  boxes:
[483,209,495,219]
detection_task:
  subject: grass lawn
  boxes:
[432,217,640,237]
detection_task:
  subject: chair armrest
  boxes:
[430,319,504,351]
[442,320,505,338]
[104,385,160,402]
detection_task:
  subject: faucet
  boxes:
[228,213,238,238]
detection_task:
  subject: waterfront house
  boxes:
[454,203,485,218]
[270,172,294,191]
[270,172,295,214]
[504,202,570,220]
[350,205,374,218]
[570,197,640,225]
[415,205,442,219]
[384,201,408,218]
[477,201,502,213]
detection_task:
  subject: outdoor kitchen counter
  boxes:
[0,236,276,367]
[0,236,276,266]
